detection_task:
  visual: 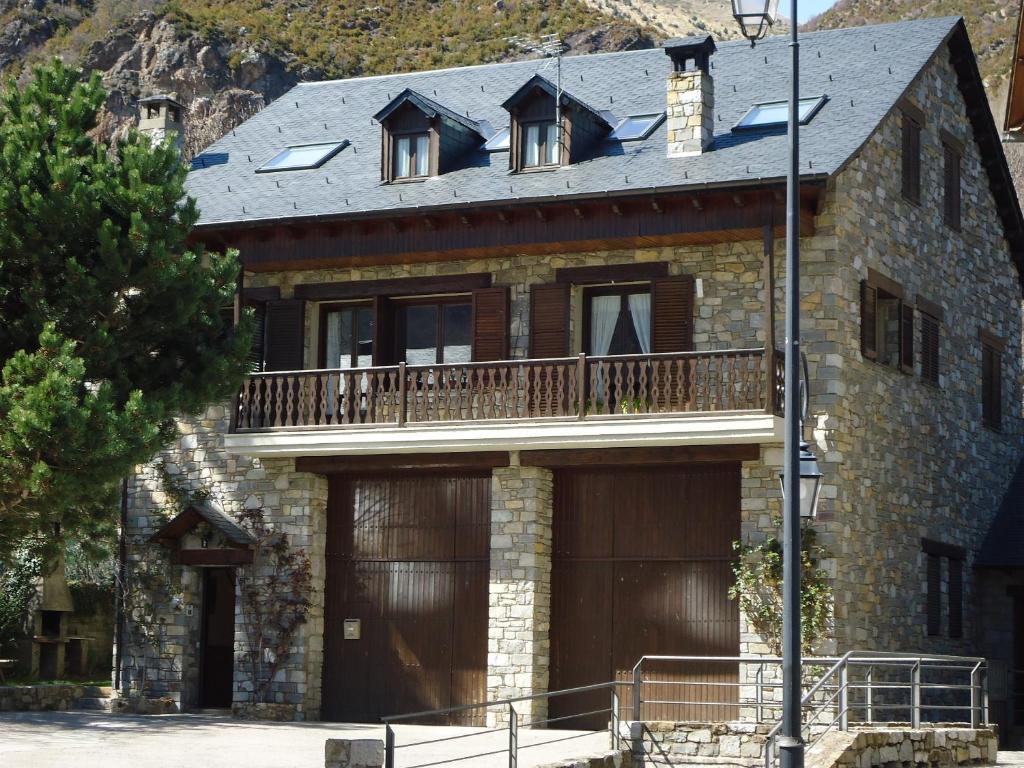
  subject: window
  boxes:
[901,108,922,204]
[920,310,940,386]
[483,128,511,152]
[257,140,349,173]
[392,133,430,179]
[733,96,827,130]
[924,540,965,639]
[981,331,1004,430]
[522,121,560,168]
[943,140,962,231]
[397,300,472,365]
[321,304,374,369]
[610,113,664,141]
[860,270,912,372]
[584,287,652,356]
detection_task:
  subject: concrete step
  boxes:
[73,696,113,712]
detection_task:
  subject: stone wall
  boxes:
[636,721,771,765]
[0,684,84,711]
[806,728,998,768]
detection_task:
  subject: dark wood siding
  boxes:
[322,474,489,724]
[550,464,740,729]
[651,275,695,353]
[529,283,571,358]
[471,286,510,361]
[263,299,305,371]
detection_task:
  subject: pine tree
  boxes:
[0,60,252,562]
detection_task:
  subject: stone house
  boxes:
[119,16,1024,732]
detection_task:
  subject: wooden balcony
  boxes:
[231,349,783,433]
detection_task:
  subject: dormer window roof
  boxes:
[374,88,483,182]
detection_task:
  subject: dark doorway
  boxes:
[550,464,741,729]
[200,568,236,708]
[322,474,489,724]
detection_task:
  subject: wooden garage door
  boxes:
[550,464,741,729]
[322,474,489,724]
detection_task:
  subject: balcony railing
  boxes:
[231,348,782,432]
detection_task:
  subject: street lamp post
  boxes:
[729,3,821,768]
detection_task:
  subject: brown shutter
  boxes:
[263,299,304,371]
[529,283,570,358]
[982,344,1002,430]
[921,313,940,385]
[651,275,695,353]
[248,301,267,372]
[944,144,961,231]
[902,115,921,203]
[948,557,963,639]
[472,286,510,361]
[926,553,941,636]
[860,281,877,360]
[900,302,914,373]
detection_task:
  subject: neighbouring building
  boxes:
[118,16,1024,732]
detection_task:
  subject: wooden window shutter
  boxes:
[926,553,941,636]
[982,343,1002,430]
[651,275,695,352]
[248,302,268,372]
[860,280,877,360]
[948,557,963,639]
[471,286,510,361]
[529,283,570,358]
[920,313,940,385]
[900,302,914,373]
[263,299,305,371]
[944,144,961,231]
[902,115,921,204]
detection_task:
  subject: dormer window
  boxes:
[523,121,560,168]
[394,132,430,179]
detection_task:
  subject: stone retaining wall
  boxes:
[0,684,84,711]
[807,728,998,768]
[635,722,771,765]
[322,739,632,768]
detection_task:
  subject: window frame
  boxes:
[922,539,966,639]
[318,301,375,369]
[519,119,560,170]
[581,283,652,357]
[256,140,350,173]
[732,95,828,131]
[393,295,474,365]
[900,103,924,205]
[390,130,431,181]
[981,329,1005,431]
[861,269,912,373]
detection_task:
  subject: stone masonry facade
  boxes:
[120,41,1022,719]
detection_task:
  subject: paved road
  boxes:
[0,711,613,768]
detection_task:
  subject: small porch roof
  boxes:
[150,500,255,549]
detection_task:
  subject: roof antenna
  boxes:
[507,33,566,163]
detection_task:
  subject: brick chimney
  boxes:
[138,94,184,154]
[663,35,716,158]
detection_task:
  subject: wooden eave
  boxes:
[150,503,256,566]
[191,182,824,272]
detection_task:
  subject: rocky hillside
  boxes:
[0,0,659,155]
[582,0,787,42]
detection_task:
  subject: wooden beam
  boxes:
[520,444,760,468]
[556,262,669,285]
[242,286,281,303]
[296,452,510,474]
[293,272,492,301]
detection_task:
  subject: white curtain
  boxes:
[415,134,430,176]
[545,122,560,165]
[628,293,652,354]
[525,124,540,167]
[590,296,620,356]
[395,136,411,178]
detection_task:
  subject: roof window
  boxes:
[257,140,349,173]
[733,96,827,131]
[609,113,664,141]
[483,128,511,152]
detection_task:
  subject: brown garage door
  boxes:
[322,474,489,724]
[550,464,741,729]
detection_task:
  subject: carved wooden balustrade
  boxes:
[231,348,781,431]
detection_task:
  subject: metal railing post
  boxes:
[577,353,587,420]
[397,362,407,426]
[385,724,395,768]
[633,662,643,721]
[756,664,764,724]
[508,703,518,768]
[983,666,990,724]
[865,666,873,724]
[611,686,621,750]
[911,660,922,729]
[839,659,849,731]
[971,664,981,728]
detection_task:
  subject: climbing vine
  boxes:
[728,521,834,656]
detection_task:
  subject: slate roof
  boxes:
[977,459,1024,569]
[150,499,256,548]
[186,16,998,233]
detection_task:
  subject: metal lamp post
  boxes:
[730,3,823,768]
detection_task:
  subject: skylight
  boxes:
[257,140,349,172]
[609,113,664,141]
[483,128,511,152]
[734,96,827,131]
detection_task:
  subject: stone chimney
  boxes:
[663,35,716,158]
[138,94,184,153]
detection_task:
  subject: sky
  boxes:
[796,0,839,23]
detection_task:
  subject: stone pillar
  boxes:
[666,69,714,158]
[487,464,554,726]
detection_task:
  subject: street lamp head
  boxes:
[779,441,824,519]
[731,0,781,45]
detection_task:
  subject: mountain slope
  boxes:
[582,0,786,41]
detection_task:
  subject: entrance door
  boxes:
[322,474,489,723]
[200,568,236,708]
[550,464,741,729]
